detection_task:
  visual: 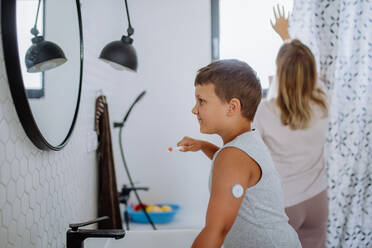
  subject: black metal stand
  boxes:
[118,184,149,230]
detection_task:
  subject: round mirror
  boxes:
[1,0,83,150]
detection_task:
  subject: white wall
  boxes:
[0,0,213,247]
[86,0,215,228]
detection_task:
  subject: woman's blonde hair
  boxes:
[276,39,327,130]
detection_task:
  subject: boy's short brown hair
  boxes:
[195,59,262,121]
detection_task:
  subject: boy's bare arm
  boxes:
[177,137,219,160]
[200,140,220,160]
[191,147,260,248]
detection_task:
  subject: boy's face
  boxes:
[192,83,229,134]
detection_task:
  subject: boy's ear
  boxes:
[227,98,241,116]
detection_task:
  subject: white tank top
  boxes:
[209,130,301,248]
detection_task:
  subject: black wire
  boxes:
[118,126,157,230]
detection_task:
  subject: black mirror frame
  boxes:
[1,0,84,151]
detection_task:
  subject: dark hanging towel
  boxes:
[95,95,123,229]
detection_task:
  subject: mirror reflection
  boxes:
[16,0,81,147]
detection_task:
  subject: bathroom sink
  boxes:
[85,229,200,248]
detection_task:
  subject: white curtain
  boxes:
[290,1,372,247]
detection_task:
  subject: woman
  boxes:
[253,5,329,248]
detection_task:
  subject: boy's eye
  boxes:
[198,98,205,104]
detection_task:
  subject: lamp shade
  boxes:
[25,36,67,73]
[99,36,138,72]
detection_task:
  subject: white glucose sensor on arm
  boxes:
[232,184,244,198]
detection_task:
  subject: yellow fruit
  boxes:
[152,206,162,212]
[161,205,173,212]
[145,205,154,212]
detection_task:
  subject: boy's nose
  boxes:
[192,105,198,115]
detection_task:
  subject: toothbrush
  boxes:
[168,146,184,152]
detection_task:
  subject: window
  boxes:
[211,0,293,89]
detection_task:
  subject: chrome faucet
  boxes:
[66,216,125,248]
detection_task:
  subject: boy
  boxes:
[177,59,301,248]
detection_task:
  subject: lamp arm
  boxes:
[31,0,42,36]
[115,91,146,126]
[124,0,134,37]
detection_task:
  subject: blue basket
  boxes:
[127,204,180,224]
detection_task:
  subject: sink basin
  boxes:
[85,229,200,248]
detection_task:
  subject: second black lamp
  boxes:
[99,0,138,72]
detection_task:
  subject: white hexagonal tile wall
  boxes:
[5,142,16,163]
[16,176,25,198]
[0,163,11,185]
[0,226,9,247]
[0,184,6,208]
[0,24,97,248]
[0,141,6,164]
[0,119,9,143]
[1,202,13,229]
[10,159,20,181]
[6,180,16,203]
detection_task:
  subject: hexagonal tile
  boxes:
[21,193,29,215]
[0,184,6,208]
[10,158,20,181]
[9,120,19,143]
[30,234,42,247]
[6,179,16,203]
[14,235,23,248]
[15,140,25,160]
[48,152,56,165]
[21,229,31,248]
[0,163,11,185]
[32,170,40,190]
[35,186,43,204]
[40,199,47,217]
[16,213,26,235]
[28,189,36,209]
[39,169,47,188]
[7,219,17,245]
[24,174,32,194]
[19,156,29,177]
[0,226,8,247]
[25,208,33,229]
[33,204,41,224]
[0,141,5,164]
[27,156,36,174]
[2,100,17,123]
[16,124,26,142]
[5,141,16,163]
[16,176,25,198]
[0,119,9,143]
[0,83,5,96]
[11,197,21,220]
[1,202,12,228]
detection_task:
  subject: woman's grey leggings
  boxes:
[285,190,328,248]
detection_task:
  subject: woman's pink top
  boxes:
[253,98,328,207]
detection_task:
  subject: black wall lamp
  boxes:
[25,0,67,73]
[99,0,138,72]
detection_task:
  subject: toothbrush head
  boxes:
[168,146,184,152]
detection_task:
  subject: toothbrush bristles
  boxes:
[168,146,183,152]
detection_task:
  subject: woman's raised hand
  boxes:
[270,4,290,41]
